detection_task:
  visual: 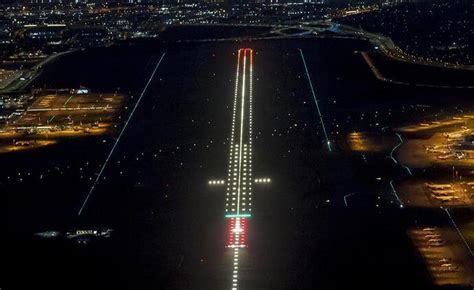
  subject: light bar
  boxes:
[225,213,252,218]
[226,244,247,248]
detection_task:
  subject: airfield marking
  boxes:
[443,207,474,257]
[206,49,270,289]
[225,48,254,290]
[78,53,166,216]
[299,48,332,152]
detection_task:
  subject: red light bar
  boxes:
[227,217,248,248]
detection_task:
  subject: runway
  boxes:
[223,48,254,290]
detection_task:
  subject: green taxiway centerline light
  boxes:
[225,213,252,218]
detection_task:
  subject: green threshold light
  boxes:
[225,213,252,218]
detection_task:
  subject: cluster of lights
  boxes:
[227,217,247,247]
[254,178,271,183]
[208,180,225,185]
[223,49,254,290]
[232,248,240,290]
[225,48,254,216]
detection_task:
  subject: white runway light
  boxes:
[208,49,270,290]
[225,49,254,217]
[224,49,254,290]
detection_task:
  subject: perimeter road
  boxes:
[298,48,332,152]
[78,52,166,216]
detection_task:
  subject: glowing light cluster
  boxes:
[231,248,240,290]
[254,178,271,183]
[225,48,254,216]
[223,48,254,290]
[209,180,225,185]
[227,217,247,247]
[225,213,251,218]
